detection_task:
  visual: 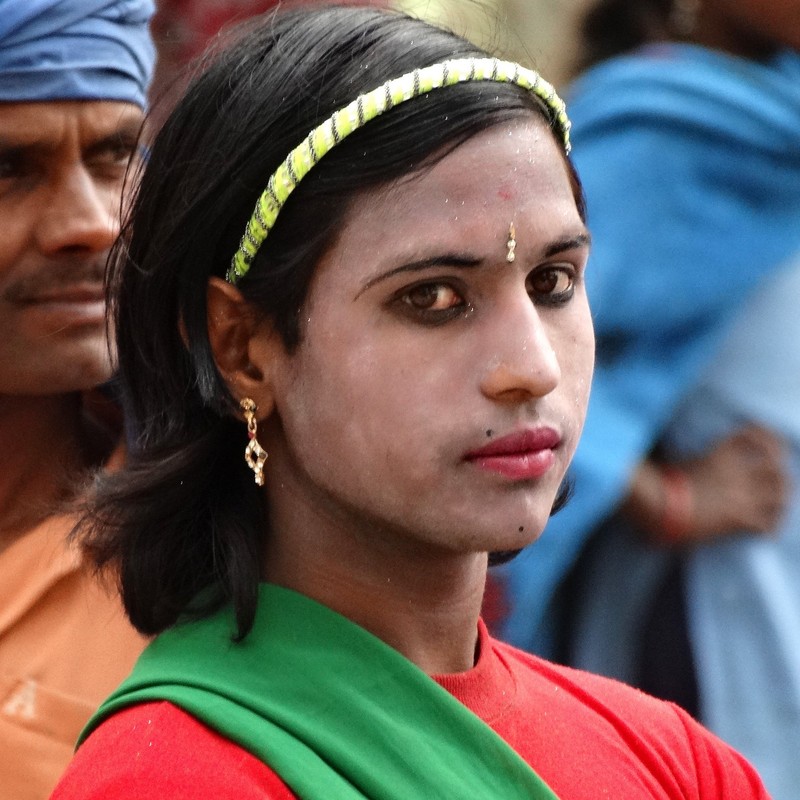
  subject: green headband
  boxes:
[227,57,571,284]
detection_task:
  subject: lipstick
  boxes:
[464,428,560,480]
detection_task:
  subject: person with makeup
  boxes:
[497,1,800,797]
[0,3,155,798]
[51,5,768,798]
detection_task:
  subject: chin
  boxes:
[466,519,548,558]
[58,343,115,392]
[476,482,569,555]
[2,357,114,396]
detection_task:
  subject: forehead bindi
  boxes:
[431,126,572,223]
[496,185,514,202]
[317,121,581,290]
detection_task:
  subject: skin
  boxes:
[210,119,594,673]
[0,100,143,548]
[0,100,143,394]
[626,425,787,544]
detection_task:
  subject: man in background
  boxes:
[0,2,156,797]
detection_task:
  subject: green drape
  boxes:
[81,584,560,799]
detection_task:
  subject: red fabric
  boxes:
[151,0,389,67]
[52,621,768,799]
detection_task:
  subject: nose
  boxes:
[479,295,561,403]
[35,166,119,257]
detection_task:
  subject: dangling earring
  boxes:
[506,223,516,263]
[670,0,700,36]
[240,397,268,486]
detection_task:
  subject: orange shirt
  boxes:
[0,512,146,800]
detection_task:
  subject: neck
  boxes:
[0,393,95,551]
[265,481,487,675]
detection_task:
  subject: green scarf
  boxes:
[81,584,559,799]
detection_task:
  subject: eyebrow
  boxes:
[83,123,143,159]
[0,135,50,154]
[357,230,592,298]
[544,232,592,257]
[356,254,483,297]
[0,119,143,157]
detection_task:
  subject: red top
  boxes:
[52,622,768,799]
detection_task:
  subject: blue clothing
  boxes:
[0,0,155,107]
[497,42,800,800]
[499,43,800,654]
[571,256,800,799]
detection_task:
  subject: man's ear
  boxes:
[206,277,282,418]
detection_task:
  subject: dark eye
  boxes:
[0,149,28,181]
[87,137,139,175]
[394,281,468,325]
[527,266,575,307]
[402,283,463,311]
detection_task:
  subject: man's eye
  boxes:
[527,266,575,306]
[401,283,463,311]
[88,139,139,171]
[0,150,27,180]
[95,146,134,166]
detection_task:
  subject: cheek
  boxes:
[573,321,595,410]
[0,221,26,275]
[554,306,595,433]
[281,333,457,477]
[281,342,399,454]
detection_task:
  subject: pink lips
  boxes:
[464,428,560,480]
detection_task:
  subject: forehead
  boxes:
[329,120,580,261]
[0,100,143,147]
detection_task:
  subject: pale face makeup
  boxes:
[263,119,594,566]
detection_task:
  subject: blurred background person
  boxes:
[148,0,392,129]
[147,0,591,121]
[496,0,800,796]
[395,0,591,85]
[0,2,155,798]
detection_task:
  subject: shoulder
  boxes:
[490,639,768,798]
[495,636,704,741]
[52,702,296,800]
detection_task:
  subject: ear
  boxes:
[206,276,283,419]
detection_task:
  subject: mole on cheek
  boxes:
[486,429,493,438]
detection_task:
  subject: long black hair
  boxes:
[81,4,582,639]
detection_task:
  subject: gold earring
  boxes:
[506,223,516,263]
[240,398,268,486]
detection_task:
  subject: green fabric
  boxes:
[80,584,560,799]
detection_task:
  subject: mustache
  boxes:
[3,258,107,303]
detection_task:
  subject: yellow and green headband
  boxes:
[227,56,571,284]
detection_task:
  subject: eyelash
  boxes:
[91,139,139,167]
[394,264,577,324]
[528,265,577,307]
[396,281,468,325]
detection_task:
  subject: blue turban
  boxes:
[0,0,156,108]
